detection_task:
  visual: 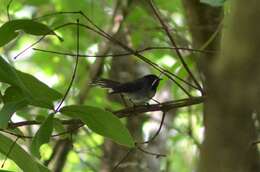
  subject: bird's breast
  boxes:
[125,89,156,103]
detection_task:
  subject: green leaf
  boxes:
[3,87,26,103]
[7,128,25,140]
[53,118,67,139]
[31,114,54,158]
[17,71,62,109]
[0,100,27,129]
[0,56,62,109]
[0,133,50,172]
[200,0,226,6]
[26,0,47,5]
[0,19,60,47]
[0,87,28,129]
[60,105,135,148]
[0,170,16,172]
[0,56,25,89]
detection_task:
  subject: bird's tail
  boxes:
[90,78,121,90]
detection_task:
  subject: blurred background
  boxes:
[0,0,224,171]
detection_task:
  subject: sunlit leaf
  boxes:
[0,87,28,129]
[0,133,50,172]
[60,105,135,148]
[31,114,54,158]
[0,170,16,172]
[17,71,62,109]
[0,56,62,109]
[0,56,25,89]
[0,19,61,47]
[6,128,25,140]
[0,100,27,129]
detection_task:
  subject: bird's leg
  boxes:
[129,99,137,108]
[145,102,151,109]
[120,94,128,107]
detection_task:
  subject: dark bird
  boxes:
[91,74,162,103]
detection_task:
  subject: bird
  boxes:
[91,74,162,104]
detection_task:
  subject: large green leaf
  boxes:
[0,56,62,109]
[17,71,62,109]
[60,105,135,148]
[31,114,54,158]
[0,87,28,129]
[0,19,59,47]
[0,133,50,172]
[0,56,25,89]
[0,100,27,129]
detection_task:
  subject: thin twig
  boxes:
[136,144,166,158]
[33,10,216,57]
[8,119,82,128]
[13,35,47,59]
[33,47,196,91]
[0,129,32,138]
[139,111,166,144]
[33,46,214,58]
[148,0,204,94]
[14,10,197,96]
[1,136,19,168]
[51,123,84,137]
[112,149,135,172]
[78,12,194,96]
[12,22,74,59]
[13,17,193,96]
[53,19,80,112]
[0,123,84,139]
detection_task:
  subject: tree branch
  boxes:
[147,0,204,94]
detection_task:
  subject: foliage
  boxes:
[0,19,60,47]
[0,133,50,172]
[60,105,134,147]
[0,0,207,171]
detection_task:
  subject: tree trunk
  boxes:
[183,0,260,171]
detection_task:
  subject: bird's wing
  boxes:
[91,78,121,89]
[111,78,144,94]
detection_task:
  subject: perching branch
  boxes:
[114,96,205,118]
[8,96,205,129]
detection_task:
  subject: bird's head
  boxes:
[143,74,162,91]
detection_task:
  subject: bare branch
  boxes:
[53,19,80,113]
[114,96,205,118]
[147,0,204,94]
[138,111,166,144]
[8,96,205,129]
